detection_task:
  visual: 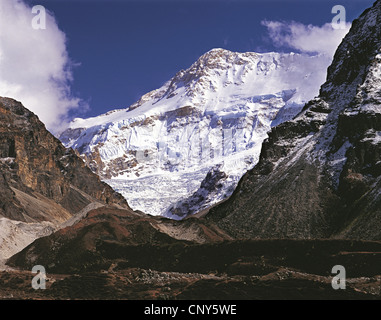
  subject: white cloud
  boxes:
[0,0,86,133]
[262,20,351,58]
[258,20,352,108]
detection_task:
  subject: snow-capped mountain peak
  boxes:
[60,48,331,218]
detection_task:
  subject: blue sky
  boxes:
[9,0,377,124]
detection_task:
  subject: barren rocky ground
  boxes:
[2,237,381,300]
[1,265,380,300]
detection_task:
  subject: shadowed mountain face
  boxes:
[203,0,381,241]
[0,97,130,260]
[0,97,129,223]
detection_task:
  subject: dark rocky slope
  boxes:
[0,97,129,224]
[203,0,381,240]
[6,207,232,273]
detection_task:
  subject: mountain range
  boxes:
[1,0,381,300]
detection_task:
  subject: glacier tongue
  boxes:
[60,48,331,218]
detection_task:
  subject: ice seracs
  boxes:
[60,48,331,218]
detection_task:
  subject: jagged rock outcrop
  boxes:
[204,0,381,240]
[166,165,230,218]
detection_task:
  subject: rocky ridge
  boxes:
[204,0,381,240]
[0,97,129,260]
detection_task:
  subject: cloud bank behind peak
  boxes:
[262,20,351,58]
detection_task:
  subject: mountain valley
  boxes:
[1,0,381,301]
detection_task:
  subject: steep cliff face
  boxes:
[205,0,381,240]
[0,97,129,259]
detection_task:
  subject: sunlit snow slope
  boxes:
[60,49,330,218]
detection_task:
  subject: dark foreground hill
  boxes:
[4,226,381,299]
[4,208,381,299]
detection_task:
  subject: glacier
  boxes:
[60,48,332,218]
